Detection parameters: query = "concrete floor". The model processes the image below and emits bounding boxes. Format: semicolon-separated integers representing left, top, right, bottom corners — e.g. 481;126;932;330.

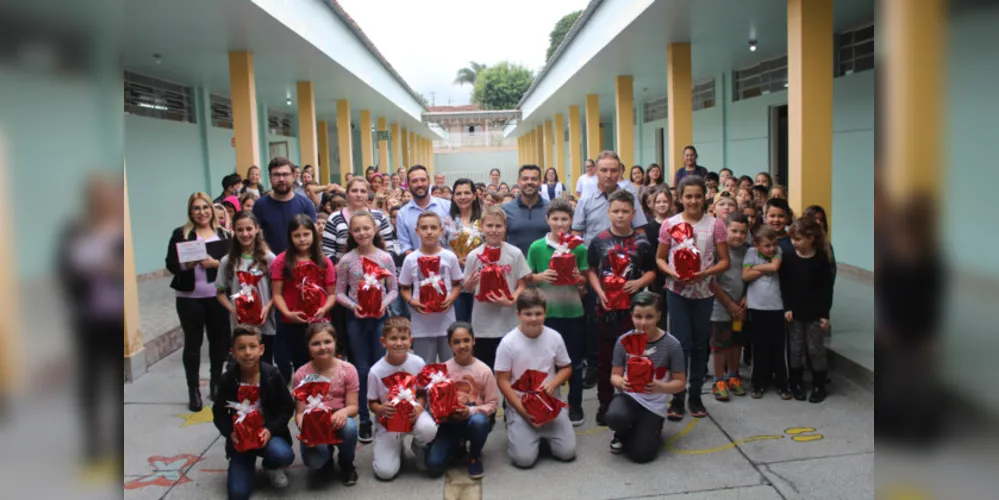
124;346;874;500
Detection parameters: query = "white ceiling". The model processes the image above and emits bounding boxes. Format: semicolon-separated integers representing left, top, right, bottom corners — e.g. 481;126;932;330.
516;0;875;133
120;0;436;135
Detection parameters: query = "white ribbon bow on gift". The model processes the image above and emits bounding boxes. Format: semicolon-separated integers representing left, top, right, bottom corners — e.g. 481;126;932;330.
418;272;445;296
226;398;261;424
303;394;330;414
230;282;256;303
463;226;481;247
361;273;382;292
425;371;448;390
553;242;570;257
389;387;420;408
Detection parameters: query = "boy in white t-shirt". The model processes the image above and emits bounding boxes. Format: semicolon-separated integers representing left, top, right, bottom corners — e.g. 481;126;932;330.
399;212;463;363
495;289;576;469
462;206;531;369
367;317;438;480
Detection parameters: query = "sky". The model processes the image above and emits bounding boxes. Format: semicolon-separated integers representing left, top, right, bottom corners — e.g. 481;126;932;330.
338;0;589;107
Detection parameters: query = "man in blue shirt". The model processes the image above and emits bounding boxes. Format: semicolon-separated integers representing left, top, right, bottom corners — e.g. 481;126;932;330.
396;165;451;255
502;164;549;257
252;157;317;255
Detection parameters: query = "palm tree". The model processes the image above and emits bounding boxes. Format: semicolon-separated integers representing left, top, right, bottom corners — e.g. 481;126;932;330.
454;61;487;87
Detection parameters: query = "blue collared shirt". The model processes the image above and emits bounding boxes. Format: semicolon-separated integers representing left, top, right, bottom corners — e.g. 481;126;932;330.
502;195;550;257
397;196;452;252
571;186;648;245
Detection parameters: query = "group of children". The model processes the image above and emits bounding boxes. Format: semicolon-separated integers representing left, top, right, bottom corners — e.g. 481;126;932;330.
197;156;835;498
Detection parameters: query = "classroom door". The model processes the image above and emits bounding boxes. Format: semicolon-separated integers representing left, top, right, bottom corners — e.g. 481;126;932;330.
769;104;789;188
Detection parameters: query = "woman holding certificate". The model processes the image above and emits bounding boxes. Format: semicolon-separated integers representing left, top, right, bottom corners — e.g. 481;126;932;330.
166;192;233;412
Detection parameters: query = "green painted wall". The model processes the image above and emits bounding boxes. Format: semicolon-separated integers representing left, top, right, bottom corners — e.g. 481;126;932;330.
946;4;999;278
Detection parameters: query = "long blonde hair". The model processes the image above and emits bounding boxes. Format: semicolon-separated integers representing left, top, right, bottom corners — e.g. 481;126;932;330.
182;192;221;236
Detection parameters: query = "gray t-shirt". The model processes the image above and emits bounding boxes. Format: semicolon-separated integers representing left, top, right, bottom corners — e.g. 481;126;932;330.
711;244;748;321
217;252;277;335
743;247;783;311
611;331;685;416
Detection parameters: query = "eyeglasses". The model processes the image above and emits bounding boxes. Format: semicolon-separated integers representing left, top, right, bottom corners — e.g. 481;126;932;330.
270;172;292;178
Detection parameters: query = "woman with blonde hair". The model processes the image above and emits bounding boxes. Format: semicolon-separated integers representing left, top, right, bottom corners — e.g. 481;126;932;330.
165;192;232;412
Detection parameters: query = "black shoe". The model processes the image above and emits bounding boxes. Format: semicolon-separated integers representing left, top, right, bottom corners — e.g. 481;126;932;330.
582;364;597;389
609;433;624;454
778;387;793;400
358;422;373;444
188;387;203;412
751;387;764;399
666;398;685;421
569;405;585;427
688;395;708;418
341;465;358;486
209;377;219;402
789;368;807;401
595;404;608;427
809;371;828;403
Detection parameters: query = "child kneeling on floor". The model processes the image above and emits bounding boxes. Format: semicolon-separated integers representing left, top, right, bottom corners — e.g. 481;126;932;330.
495;289;577;468
426;322;499;479
213;325;296;500
367;316;438;480
607;292;687;463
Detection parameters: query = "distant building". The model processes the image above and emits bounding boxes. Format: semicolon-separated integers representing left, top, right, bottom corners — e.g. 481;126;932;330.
425;105;519;151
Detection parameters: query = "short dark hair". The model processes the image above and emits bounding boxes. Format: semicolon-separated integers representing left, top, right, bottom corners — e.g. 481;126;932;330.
516;288;547;312
222;173;242;190
725;212;751;227
754;225;779;243
751;185;769;197
608;189;635;207
518;164;541;179
407;165;428;181
268;156;292;173
765;197;794;219
446;321;475;342
546;198;573;218
232;324;261;344
631;291;661;310
706;172;719;183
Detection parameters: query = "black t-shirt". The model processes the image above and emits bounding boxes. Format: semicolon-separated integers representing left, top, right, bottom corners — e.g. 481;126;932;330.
586;229;657;281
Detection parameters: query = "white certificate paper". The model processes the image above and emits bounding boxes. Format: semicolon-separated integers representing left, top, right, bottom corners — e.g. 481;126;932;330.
176;240;208;263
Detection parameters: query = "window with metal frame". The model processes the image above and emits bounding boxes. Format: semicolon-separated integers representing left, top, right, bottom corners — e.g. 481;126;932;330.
268;110;294;136
732;55;788;102
643;96;667;123
836;24;874;77
124;71;196;123
692;79;716;111
210;94;233;129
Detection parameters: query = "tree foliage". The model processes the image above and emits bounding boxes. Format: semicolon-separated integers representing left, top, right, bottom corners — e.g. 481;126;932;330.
471;62;534;110
454;61;488;86
546;10;583;62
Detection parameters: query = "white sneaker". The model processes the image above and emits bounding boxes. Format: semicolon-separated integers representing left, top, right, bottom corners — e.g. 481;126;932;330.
267;469;289;488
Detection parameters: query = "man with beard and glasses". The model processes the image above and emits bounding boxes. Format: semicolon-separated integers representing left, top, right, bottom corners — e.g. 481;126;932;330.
396;165;451;255
252;156;317;254
502;165;549;257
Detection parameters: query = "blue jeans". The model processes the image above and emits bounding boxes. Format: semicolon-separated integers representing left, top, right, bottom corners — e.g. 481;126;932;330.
388;294;409;319
454;292;474;323
346;311;386;424
665;290;714;399
300;418;358;471
227;437;295;500
544;317;585;409
426;413;491;478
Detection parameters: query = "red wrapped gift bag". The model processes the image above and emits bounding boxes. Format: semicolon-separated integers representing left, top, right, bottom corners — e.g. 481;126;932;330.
620;332;654;393
379;372;420;433
475;246;512;302
292;375;341;446
293;262;328;322
232;269;265;325
226;384;265;452
511;369;566;426
357;256;391;318
549;231;584;286
668;223;701;281
417;364;460;424
417;255;448;313
601;248;633;311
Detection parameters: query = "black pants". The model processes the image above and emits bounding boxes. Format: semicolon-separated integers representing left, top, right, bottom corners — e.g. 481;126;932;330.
77;317;123;462
606;394;665;463
749;309;787;390
473;337;502;371
544;317;585;409
176;297;231;389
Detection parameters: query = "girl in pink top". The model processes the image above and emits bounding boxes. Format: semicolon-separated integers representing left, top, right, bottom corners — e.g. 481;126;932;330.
655;175;731;421
426;322;499;479
292;324;360;485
